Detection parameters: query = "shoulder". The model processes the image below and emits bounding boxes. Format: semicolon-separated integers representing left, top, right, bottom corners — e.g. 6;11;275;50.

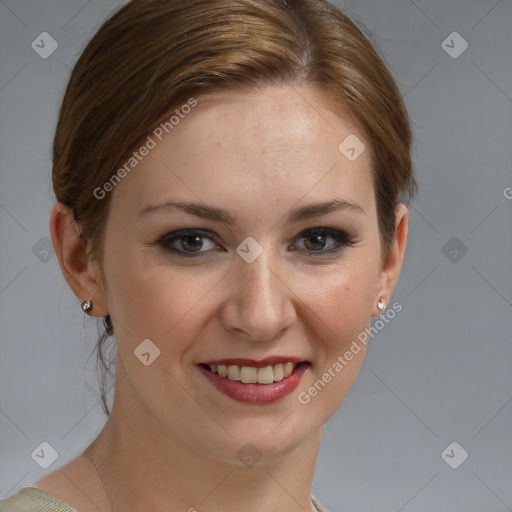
1;452;108;512
311;494;330;512
0;487;78;512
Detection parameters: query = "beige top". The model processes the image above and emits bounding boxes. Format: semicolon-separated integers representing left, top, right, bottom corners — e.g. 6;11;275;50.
0;488;77;511
0;487;329;512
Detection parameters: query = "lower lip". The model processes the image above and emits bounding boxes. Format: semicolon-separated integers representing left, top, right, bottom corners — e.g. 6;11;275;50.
197;363;309;404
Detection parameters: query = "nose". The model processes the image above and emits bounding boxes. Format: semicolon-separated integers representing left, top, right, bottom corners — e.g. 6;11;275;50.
219;249;296;342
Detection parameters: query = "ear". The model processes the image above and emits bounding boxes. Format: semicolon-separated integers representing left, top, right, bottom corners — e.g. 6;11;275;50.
372;203;409;316
49;202;109;317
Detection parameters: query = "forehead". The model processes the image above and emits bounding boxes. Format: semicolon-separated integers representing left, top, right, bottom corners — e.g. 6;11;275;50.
109;85;375;220
187;85;366;151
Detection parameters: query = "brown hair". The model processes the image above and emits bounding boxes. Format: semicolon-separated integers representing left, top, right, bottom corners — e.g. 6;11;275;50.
52;0;417;416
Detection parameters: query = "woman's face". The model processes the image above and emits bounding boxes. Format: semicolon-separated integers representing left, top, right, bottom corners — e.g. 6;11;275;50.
91;85;407;464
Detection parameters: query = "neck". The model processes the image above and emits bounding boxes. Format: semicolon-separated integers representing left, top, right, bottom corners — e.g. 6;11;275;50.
85;365;322;512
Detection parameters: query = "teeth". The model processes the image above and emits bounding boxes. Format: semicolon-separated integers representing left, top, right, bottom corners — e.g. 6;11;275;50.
273;363;284;381
208;362;299;383
283;362;294;378
240;366;257;383
256;366;273;384
227;365;241;381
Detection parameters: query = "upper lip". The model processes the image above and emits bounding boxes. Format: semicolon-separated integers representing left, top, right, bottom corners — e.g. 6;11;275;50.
198;357;307;368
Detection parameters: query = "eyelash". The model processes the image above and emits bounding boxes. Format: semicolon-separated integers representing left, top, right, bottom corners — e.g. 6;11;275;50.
156;227;357;259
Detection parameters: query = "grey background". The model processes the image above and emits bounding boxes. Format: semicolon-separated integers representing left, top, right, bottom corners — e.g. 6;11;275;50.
0;0;511;511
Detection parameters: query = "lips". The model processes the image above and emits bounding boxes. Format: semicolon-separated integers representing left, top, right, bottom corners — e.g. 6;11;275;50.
197;358;310;404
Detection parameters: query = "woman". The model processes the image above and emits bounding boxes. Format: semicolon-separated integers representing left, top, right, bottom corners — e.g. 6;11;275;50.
1;0;416;510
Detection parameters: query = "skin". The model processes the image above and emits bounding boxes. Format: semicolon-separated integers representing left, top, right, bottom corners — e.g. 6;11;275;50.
38;85;408;512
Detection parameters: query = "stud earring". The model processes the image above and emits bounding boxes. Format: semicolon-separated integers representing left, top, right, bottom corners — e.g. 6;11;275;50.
81;299;93;314
377;298;386;311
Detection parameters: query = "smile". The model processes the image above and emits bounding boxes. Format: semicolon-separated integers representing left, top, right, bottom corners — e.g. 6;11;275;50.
206;362;298;384
197;358;310;404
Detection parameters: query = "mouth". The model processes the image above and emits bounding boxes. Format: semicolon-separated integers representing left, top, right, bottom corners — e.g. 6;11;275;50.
199;361;302;384
197;358;310;404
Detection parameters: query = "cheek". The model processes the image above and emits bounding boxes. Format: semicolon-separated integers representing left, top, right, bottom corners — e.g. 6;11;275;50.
104;247;220;358
299;260;377;341
297;256;376;387
296;271;373;419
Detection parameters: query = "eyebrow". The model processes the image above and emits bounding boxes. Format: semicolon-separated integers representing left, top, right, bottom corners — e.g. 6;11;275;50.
139;197;365;224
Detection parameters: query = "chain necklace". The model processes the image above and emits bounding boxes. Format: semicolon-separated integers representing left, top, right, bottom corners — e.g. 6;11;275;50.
89;453;319;512
89;454;116;512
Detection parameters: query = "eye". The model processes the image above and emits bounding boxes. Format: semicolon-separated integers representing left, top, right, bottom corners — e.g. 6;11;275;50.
291;227;356;256
158;229;220;258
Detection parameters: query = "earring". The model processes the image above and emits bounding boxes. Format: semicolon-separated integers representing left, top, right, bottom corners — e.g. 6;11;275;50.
377;298;386;311
81;299;93;314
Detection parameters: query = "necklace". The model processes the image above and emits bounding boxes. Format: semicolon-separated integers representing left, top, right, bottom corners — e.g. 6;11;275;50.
89;453;318;512
89;454;116;512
